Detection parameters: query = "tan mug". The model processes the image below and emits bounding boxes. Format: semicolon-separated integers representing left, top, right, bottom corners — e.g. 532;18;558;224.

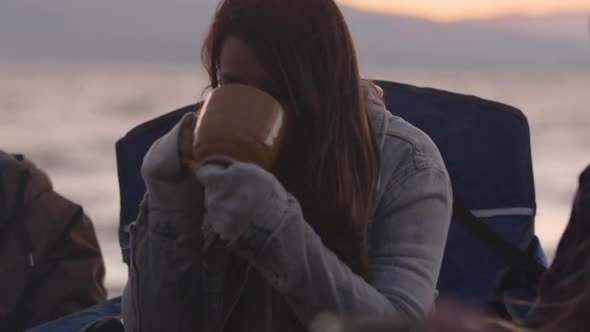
190;84;287;170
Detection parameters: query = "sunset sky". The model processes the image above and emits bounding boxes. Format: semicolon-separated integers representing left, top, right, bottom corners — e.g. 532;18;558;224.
336;0;590;22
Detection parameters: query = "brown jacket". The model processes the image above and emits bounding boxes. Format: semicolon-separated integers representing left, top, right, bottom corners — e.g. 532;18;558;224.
0;152;107;331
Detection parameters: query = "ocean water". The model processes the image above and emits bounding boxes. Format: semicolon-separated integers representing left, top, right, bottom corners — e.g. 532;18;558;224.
1;65;588;296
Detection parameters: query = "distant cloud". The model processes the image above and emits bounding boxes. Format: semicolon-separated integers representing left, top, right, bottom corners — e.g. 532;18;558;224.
337;0;590;22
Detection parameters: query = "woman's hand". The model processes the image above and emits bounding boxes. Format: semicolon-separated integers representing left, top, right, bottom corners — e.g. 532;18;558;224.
140;112;204;218
195;161;289;244
178;112;198;172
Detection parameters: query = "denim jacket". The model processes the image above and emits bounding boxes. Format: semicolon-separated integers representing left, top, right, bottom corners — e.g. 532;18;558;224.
122;83;452;332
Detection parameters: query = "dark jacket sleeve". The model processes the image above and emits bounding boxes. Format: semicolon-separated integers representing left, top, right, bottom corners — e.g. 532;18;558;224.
29;193;107;327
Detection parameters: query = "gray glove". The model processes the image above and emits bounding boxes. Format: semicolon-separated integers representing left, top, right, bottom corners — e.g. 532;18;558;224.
140;112;205;233
195;161;290;245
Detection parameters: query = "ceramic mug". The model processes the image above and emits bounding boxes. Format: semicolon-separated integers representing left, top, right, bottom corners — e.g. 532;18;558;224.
191;84;287;170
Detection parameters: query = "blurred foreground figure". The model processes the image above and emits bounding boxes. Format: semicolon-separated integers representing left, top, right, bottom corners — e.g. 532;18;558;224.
0;151;107;331
525;165;590;332
311;300;496;332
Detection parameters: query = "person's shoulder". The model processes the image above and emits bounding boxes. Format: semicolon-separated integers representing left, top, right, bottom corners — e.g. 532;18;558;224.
380;113;447;180
369;114;452;224
0;152;54;196
0;151;18;172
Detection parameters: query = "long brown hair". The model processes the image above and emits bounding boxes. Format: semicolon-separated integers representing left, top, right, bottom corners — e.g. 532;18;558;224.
519;166;590;332
202;0;380;274
466;166;590;332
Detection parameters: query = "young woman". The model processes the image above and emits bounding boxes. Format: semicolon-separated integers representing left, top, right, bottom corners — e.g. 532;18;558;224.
122;0;452;331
